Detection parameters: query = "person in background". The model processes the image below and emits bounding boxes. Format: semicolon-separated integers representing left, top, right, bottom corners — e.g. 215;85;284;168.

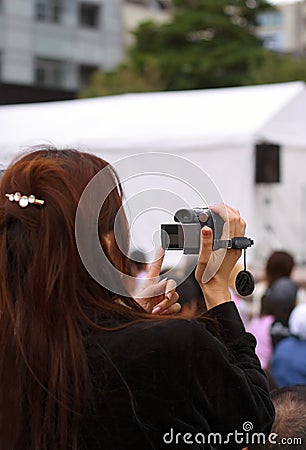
248;385;306;449
247;295;274;371
267;277;298;349
271;304;306;387
251;251;295;318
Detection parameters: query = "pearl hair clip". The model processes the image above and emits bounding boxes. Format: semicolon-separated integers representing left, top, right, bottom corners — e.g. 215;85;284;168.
5;192;45;208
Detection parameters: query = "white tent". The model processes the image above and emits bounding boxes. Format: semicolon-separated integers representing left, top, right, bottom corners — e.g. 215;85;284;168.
1;81;306;268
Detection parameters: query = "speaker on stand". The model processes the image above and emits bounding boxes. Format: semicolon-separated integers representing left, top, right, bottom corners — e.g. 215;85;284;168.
255;143;280;184
254;142;282;265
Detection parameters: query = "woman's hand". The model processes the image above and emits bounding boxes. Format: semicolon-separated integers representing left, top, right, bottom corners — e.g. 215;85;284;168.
195;204;246;310
134;247;181;315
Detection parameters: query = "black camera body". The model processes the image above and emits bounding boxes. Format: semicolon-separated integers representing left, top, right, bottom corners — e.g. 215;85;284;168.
161;207;255;295
161;208;224;254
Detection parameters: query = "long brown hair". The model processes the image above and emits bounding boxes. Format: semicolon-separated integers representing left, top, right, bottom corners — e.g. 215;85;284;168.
0;147;156;449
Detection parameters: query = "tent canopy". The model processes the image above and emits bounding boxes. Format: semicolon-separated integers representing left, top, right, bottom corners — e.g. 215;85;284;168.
1;82;306;268
0;81;306;164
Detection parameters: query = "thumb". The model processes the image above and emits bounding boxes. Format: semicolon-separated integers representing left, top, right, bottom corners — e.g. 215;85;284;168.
195;226;213;283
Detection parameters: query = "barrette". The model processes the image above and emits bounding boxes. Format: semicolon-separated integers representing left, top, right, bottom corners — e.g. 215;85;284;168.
5;192;45;208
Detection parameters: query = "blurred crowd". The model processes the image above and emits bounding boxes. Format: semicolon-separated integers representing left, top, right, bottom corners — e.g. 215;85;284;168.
129;248;306;390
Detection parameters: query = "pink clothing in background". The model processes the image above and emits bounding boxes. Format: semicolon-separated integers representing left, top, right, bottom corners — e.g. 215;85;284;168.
247;315;274;370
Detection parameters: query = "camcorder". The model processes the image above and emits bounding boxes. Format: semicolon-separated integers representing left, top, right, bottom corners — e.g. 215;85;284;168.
161;208;253;254
160;207;255;296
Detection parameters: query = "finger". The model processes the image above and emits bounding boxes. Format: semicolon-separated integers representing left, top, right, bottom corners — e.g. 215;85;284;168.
160;302;182;315
143;279;178;302
145;246;165;284
195;226;213;284
208;203;230;241
152;291;180;314
209;203;228;222
226;207;245;238
137;278;168;299
165;278;176;296
210;204;245;239
197;226;213;265
209;203;238;217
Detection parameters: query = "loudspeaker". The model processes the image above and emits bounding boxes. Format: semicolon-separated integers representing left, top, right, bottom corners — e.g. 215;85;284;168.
255;143;280;183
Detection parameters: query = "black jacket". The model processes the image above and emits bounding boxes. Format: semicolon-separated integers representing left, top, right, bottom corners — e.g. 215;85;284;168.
80;302;275;449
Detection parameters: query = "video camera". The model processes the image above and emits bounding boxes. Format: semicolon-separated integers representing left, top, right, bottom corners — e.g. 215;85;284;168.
161;208;253;254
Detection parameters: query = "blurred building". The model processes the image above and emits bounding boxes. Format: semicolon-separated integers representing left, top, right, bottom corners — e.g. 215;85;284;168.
1;0;305;105
124;1;306;56
123;0;171;49
0;0;123;104
256;1;306;55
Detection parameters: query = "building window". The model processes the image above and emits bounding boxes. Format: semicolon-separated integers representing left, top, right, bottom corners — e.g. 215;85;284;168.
35;0;62;23
257;11;283;27
79;64;99;89
35;58;64;88
79;3;100;28
126;0;170;9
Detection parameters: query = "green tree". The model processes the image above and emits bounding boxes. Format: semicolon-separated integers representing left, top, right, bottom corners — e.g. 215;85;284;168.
81;0;279;97
247;51;306;85
80;61;165;98
130;0;273;90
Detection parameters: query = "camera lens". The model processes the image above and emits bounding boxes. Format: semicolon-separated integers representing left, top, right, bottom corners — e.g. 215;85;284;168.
198;212;209;223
